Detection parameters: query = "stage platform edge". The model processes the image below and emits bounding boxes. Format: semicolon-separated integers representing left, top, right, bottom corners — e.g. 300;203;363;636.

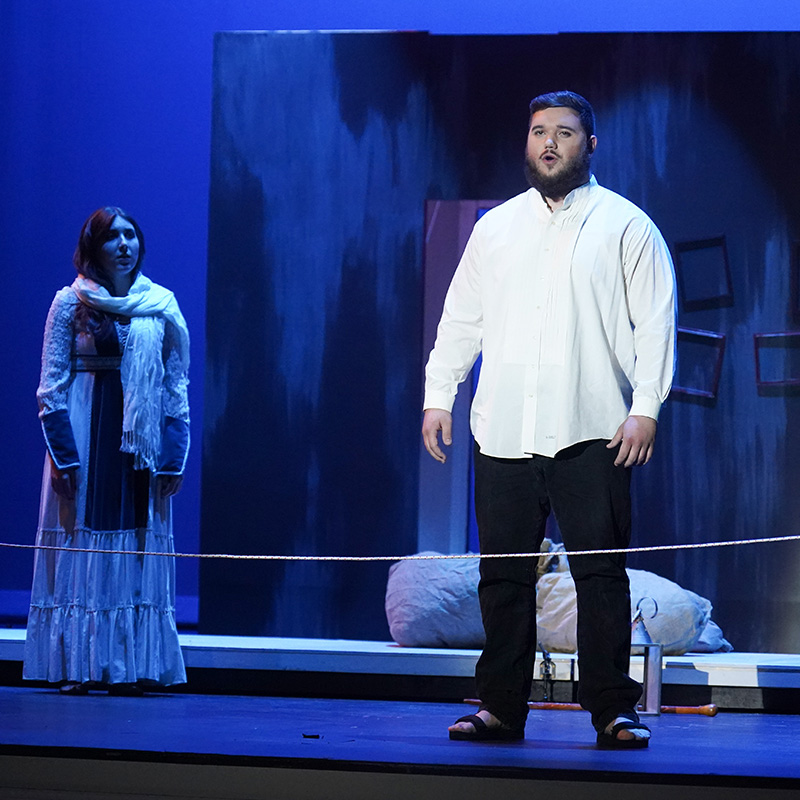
3;630;800;699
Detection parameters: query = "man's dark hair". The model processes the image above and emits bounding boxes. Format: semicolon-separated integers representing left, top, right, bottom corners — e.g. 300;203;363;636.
529;91;595;140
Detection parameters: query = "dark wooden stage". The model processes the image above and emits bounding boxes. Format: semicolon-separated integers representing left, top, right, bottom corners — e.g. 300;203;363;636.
1;634;800;799
2;687;800;799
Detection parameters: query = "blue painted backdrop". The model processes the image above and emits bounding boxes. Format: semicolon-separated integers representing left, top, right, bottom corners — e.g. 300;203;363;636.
201;31;800;649
201;32;459;637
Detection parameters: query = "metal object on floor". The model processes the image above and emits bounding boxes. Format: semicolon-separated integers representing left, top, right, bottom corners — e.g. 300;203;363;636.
538;644;555;702
631;598;663;716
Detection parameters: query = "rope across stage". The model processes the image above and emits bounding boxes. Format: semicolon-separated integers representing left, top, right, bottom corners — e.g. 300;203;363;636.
1;533;799;561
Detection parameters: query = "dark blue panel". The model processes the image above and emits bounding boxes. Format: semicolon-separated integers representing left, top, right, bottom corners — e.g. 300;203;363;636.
442;33;800;655
202;30;800;653
201;31;458;639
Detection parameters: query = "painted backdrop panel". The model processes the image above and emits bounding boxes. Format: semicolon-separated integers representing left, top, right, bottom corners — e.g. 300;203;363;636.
201;31;457;638
202;31;800;651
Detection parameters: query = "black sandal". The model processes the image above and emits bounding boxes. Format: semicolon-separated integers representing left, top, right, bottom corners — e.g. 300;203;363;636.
596;719;651;749
449;714;524;742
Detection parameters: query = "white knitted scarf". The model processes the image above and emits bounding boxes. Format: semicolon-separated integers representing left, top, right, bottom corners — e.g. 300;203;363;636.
72;273;190;472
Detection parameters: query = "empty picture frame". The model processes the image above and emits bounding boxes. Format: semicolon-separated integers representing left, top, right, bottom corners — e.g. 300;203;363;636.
754;332;800;388
671;327;726;399
674;235;734;312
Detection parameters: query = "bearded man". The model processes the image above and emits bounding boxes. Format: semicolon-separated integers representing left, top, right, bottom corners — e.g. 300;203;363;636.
422;91;676;749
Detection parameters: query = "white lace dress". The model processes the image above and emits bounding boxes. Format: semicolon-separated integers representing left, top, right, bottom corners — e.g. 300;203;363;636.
23;285;189;686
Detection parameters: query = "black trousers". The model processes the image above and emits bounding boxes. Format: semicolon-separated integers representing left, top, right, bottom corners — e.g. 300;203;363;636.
473;439;642;733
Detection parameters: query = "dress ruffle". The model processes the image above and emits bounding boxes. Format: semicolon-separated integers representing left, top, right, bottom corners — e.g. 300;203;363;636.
24;527;186;686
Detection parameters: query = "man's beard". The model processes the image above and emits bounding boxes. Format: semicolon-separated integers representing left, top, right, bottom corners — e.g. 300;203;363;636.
524;146;592;200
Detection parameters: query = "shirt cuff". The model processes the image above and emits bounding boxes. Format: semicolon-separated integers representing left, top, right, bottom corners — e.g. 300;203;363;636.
423;390;456;414
157;417;190;474
629;395;662;421
40;410;80;471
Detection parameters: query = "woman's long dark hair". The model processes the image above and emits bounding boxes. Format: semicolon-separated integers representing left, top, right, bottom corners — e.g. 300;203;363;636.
73;206;146;336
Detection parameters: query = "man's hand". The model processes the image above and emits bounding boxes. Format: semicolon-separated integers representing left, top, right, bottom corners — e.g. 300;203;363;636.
607;415;657;467
422;408;453;464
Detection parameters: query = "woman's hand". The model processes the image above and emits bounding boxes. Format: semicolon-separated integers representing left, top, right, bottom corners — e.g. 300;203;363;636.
157;474;184;498
51;468;77;500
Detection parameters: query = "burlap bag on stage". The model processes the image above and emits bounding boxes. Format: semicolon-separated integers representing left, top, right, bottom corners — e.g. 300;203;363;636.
385;549;731;654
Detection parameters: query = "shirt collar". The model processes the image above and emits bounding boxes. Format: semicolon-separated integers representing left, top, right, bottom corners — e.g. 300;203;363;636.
560;174;597;211
530;174;597;220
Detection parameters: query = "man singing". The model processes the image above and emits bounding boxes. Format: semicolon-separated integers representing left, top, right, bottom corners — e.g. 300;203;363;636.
422;91;676;749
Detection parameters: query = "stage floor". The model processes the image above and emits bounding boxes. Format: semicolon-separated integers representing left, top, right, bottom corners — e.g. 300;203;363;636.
1;686;799;799
3;635;800;797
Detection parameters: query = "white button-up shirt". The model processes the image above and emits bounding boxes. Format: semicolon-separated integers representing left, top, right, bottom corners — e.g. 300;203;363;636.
423;177;677;459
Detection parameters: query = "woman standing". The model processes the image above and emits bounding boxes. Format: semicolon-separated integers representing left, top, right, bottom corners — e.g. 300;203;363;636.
24;207;190;695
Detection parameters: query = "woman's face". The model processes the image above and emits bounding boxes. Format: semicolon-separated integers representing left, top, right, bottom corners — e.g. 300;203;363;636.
97;216;140;281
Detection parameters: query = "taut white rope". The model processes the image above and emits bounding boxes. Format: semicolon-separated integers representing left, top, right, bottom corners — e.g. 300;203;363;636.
1;533;799;561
